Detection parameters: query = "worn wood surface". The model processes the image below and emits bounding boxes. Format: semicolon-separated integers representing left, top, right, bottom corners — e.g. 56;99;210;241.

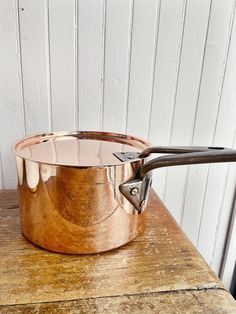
0;189;235;313
1;289;236;314
1;2;236;286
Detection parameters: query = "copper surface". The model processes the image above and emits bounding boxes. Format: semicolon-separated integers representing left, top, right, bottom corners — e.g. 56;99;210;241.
13;131;148;166
13;131;150;254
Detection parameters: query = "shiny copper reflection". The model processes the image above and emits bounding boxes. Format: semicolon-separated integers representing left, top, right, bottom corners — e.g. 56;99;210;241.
13;131;149;167
14;131;150;254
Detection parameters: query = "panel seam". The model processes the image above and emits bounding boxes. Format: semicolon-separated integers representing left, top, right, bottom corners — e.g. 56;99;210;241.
44;0;53;132
101;0;107;131
74;0;79;130
163;0;188;203
196;0;236;249
147;0;161;141
125;0;135;134
15;0;26;136
180;0;213;227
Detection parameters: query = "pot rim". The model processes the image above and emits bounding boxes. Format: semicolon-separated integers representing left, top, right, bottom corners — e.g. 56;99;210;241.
12;130;150;168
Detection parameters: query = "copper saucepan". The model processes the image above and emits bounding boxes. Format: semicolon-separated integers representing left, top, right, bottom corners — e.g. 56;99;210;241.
13;131;236;254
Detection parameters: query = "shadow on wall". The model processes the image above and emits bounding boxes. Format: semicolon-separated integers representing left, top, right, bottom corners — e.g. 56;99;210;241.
230;262;236;299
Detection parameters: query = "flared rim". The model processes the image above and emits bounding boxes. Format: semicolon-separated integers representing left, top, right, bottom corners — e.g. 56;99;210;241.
13;130;150;167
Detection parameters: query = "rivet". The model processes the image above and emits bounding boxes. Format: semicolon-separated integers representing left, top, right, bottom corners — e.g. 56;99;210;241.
130;187;138;195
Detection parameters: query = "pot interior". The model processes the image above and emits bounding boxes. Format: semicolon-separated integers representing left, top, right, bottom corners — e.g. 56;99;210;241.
13;131;149;167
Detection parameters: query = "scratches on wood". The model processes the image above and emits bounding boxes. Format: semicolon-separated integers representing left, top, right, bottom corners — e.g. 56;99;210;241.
0;190;236;312
0;0;236;283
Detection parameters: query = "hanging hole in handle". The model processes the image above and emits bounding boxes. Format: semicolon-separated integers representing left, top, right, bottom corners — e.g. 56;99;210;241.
208;146;225;150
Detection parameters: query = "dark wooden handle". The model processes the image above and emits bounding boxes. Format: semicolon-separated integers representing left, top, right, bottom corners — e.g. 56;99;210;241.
139;145;226;158
139;147;236;179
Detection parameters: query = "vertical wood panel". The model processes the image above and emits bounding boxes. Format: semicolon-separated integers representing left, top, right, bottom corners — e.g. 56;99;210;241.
148;0;186;199
45;0;52;132
0;0;25;188
1;0;236;287
102;0;133;133
0;150;3;189
181;0;235;245
164;0;211;223
211;161;236;277
126;0;159;139
74;0;79;129
78;0;105;131
211;163;236;276
221;193;236;289
18;0;51;134
48;0;75;131
199;8;236;271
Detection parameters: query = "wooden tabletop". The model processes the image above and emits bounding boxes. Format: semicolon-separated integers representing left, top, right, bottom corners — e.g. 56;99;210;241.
0;189;236;313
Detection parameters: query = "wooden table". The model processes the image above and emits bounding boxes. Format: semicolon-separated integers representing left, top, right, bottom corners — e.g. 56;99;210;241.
0;189;236;313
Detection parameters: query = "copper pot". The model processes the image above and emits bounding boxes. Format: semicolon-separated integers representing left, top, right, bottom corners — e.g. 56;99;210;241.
13;131;236;254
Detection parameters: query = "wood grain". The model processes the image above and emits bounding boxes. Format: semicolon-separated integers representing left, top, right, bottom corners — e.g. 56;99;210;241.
0;289;236;314
0;189;19;209
1;1;236;287
1;189;234;312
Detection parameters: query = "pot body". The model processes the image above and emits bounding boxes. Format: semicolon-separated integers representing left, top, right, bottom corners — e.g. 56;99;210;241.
15;132;149;254
14;131;236;254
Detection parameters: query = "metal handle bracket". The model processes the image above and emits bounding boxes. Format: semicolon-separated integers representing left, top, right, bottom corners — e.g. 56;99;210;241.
119;174;152;214
118;146;236;213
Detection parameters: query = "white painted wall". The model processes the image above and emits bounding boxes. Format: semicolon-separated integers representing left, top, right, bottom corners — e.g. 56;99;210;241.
0;0;236;288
